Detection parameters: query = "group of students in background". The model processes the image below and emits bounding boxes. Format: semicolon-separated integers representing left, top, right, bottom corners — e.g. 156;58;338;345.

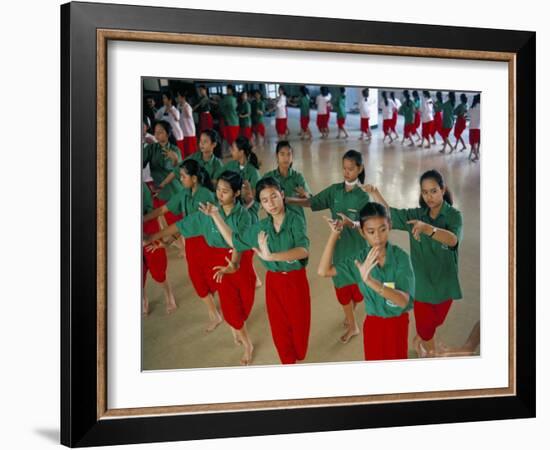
141;113;478;366
144;84;481;167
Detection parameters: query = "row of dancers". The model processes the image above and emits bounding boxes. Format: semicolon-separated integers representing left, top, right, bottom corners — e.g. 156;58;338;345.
143;85;480;162
142;126;476;366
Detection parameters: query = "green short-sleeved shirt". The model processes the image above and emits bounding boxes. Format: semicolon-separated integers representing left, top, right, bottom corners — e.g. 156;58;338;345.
176;202;252;248
232;209;309;272
434;100;443;113
414;98;421;110
442;100;456;128
182;151;223;180
263;167;312;221
239;101;252;128
195;95;210;113
399;101;416;124
335;242;415;317
142;142;183;201
251;99;265;125
143;183;153;215
454;103;468;117
310;183;371;287
166;185;215;217
335;95;346;119
220;95;239;126
390;201;463;303
299;95;310;117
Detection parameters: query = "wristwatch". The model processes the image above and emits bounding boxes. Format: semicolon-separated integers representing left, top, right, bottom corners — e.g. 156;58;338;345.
429;227;437;237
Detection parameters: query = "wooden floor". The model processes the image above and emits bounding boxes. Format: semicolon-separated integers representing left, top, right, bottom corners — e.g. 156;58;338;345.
143;112;480;370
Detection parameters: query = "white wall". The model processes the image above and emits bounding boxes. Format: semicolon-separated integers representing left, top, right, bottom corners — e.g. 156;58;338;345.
0;0;545;449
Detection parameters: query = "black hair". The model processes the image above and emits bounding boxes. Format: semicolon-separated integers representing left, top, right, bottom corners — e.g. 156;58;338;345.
254;89;263;97
412;90;420;100
176;90;187;99
179;159;215;192
198;84;207;90
234;136;260;169
300;85;309;96
436;91;443;103
153;120;176;145
362;88;369;98
471;93;481;108
217;170;243;203
199;128;222;159
448;91;456;107
275;140;293;168
403;90;412;107
162;91;174;103
359;202;390;229
278;86;287;96
320;86;329;96
240;91;248;100
460;93;468;104
422;90;431;98
418;169;454;208
340;87;346;94
226;85;235;93
390;91;396;100
255;176;284;204
342;149;365;184
382;90;388;107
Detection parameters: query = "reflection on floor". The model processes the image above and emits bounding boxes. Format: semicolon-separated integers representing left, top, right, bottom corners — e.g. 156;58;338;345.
143;113;480;370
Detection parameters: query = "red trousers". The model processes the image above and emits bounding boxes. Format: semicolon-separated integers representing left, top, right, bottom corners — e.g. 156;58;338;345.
252;123;266;137
337;117;346;129
275;118;287;135
469;128;480;145
240;126;252;139
404;123;415;138
422;121;434;139
142;218;167;286
199;112;213;133
383;119;392;135
360;117;370;133
363;313;409;360
316;113;329;130
265;268;311;364
185;236;218;298
434;111;443;137
224;125;240;145
300;116;310;131
454;116;467;139
175;139;185;159
151;195;182;226
209;247;256;330
335;284;363;306
391;111;398;131
440;127;452;140
413;110;421;131
183;136;197;157
414;299;453;341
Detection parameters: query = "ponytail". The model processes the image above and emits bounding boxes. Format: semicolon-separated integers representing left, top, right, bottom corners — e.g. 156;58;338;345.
418;169;454;208
234;136;260;169
180;158;215;192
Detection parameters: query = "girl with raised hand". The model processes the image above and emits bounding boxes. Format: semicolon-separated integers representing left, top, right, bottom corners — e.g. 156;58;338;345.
200;177;311;365
318;202;415;360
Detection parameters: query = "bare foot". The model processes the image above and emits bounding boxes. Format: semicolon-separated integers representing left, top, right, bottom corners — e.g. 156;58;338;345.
240;342;254;365
340;325;360;343
231;328;243;346
142;300;149;317
165;302;178;315
205;313;223;333
255;277;263;289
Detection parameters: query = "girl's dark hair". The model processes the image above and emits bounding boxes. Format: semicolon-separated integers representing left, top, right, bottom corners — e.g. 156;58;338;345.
460;93;468;104
299;85;309;96
342;149;365;184
255;176;283;203
254;89;263;98
382;91;388;106
179;159;215;192
436;91;443;103
162;91;174;103
418;169;454;208
198;84;207;91
226;84;235;93
234;136;260;169
217;170;243;202
403;90;412;107
153;120;176;145
390;91;396;100
471;93;481;108
200;128;222;159
422;90;431;98
412;90;419;100
276;140;293;168
359;202;389;228
362;88;369;98
320;86;329;96
279;86;287;96
340;87;346;94
176;90;187;99
448;91;456;107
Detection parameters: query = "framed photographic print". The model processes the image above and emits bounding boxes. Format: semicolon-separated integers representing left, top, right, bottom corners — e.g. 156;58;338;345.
61;1;535;447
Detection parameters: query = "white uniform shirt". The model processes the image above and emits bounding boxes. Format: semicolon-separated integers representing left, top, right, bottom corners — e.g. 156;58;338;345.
275;95;287;119
420;98;434;123
155;105;184;141
359;97;372;119
469;103;481;129
178;102;196;137
316;94;332;114
382;99;397;120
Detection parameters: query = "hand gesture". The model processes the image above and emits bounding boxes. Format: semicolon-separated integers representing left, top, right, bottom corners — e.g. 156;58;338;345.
361;184;379;195
162;147;179;166
323;215;343;234
212;256;237;283
294;186;310;199
354;246;380;282
198;202;219;216
144;239;164;253
336;213;356;229
149;184;161;198
253;231;272;261
406;220;430;241
241;180;253;204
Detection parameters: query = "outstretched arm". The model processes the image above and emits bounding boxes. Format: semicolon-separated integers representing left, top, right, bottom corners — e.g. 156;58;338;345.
317;217;343;277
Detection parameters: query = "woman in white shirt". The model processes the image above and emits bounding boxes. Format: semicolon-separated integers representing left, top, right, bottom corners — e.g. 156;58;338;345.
468;94;481;162
177;90;197;157
381;91;397;144
390;91;401;139
155;91;185;157
419;90;435;149
274;86;289;140
315;86;332;139
359;88;372;141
